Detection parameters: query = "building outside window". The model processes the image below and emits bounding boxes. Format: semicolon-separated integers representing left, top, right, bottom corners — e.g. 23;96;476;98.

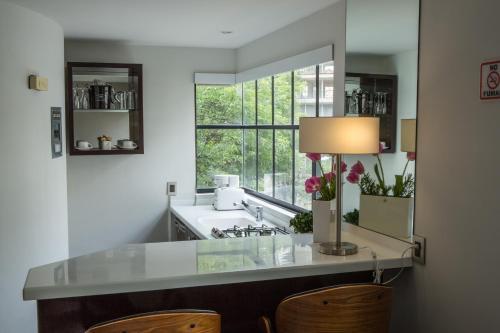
195;61;334;210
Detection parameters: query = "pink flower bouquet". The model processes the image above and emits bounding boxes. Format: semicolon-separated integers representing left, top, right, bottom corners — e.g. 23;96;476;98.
304;153;347;201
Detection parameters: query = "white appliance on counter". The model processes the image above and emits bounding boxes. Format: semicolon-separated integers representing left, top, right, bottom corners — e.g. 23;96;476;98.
213;174;245;211
213;187;245;210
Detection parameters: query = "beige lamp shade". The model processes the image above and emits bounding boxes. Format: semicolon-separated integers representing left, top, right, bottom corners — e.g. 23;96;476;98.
299;117;380;154
401;119;416;152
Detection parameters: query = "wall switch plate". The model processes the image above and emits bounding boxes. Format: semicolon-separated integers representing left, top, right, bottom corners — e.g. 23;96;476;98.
51;107;63;158
412;234;426;264
167;182;177;196
29;75;48;91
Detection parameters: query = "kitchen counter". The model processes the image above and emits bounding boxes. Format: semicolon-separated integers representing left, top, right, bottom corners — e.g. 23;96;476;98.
170;204;289;239
24;205;412;301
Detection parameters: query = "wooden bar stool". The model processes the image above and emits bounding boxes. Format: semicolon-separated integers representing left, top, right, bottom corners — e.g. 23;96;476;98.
85;310;221;333
259;284;393;333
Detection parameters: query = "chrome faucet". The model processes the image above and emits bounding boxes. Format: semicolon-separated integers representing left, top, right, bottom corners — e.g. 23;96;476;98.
234;200;264;222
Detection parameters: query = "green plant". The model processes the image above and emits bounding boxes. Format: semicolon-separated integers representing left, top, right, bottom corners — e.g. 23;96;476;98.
343;209;359;225
393;174;415;198
347;150;416;198
289;211;313;233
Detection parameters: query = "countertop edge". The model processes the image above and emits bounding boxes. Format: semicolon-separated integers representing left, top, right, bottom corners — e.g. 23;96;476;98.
24;256;411;301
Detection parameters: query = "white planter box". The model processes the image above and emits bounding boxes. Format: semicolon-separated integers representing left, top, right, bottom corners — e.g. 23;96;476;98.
359;195;414;239
312;199;337;243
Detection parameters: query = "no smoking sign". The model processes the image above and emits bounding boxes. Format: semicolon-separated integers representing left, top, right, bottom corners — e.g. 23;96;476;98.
481;60;500;100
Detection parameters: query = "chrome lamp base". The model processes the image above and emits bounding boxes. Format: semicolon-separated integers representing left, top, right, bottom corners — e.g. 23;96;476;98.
319;241;358;256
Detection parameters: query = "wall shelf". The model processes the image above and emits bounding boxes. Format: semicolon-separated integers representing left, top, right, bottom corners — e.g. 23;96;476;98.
345;72;398;154
66;62;144;156
71;148;141;156
73;109;134;113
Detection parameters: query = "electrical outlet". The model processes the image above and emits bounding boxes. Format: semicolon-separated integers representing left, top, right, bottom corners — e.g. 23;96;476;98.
167;182;177;196
412;234;426;264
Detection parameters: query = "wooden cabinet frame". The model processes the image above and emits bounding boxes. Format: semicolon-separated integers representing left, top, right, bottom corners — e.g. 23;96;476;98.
66;62;144;155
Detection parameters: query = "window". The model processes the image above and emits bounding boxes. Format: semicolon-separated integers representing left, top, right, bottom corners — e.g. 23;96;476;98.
195;61;334;210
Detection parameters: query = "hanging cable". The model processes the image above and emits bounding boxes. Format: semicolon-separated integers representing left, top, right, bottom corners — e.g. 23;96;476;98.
359;244;417;285
382;245;417;285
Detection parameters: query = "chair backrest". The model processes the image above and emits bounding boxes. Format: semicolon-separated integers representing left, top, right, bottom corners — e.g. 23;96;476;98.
85;310;221;333
275;284;392;333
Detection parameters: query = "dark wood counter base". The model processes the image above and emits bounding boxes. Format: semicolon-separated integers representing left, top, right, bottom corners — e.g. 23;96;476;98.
38;271;376;333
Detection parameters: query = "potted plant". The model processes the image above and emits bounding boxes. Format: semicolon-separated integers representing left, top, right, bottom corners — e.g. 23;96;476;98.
304;153;347;242
347;147;416;239
289;211;313;233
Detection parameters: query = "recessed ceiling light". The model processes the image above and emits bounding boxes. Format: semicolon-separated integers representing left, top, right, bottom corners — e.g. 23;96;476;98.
220;30;233;35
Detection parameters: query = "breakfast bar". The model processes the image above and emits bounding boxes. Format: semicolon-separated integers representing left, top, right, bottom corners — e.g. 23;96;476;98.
24;209;412;333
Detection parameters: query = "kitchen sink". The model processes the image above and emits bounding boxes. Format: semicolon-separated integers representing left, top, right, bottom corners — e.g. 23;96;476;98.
197;216;259;230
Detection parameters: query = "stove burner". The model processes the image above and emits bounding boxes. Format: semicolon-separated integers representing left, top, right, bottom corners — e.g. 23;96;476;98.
211;224;289;239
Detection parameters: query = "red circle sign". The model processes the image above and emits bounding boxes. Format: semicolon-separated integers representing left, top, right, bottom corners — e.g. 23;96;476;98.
487;71;500;90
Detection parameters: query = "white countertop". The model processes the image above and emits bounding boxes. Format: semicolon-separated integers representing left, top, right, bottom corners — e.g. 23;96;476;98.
170;204;290;239
24;204;412;301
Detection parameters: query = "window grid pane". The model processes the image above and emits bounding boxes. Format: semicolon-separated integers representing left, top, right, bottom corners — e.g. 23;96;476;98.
195;85;242;125
257;129;273;195
274;129;293;203
274;72;292;125
196;129;243;189
195;60;334;210
294;129;312;210
257;77;272;125
243;81;256;125
243;129;257;190
319;61;334;117
294;66;317;124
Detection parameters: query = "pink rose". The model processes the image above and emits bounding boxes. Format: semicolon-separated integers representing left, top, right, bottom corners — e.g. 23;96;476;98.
306;153;321;161
332;161;348;174
407;152;416;161
324;172;334;182
346;171;360;184
305;176;321;193
350;161;365;175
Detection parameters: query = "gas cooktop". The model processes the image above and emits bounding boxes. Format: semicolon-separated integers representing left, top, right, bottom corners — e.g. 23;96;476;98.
211;224;289;239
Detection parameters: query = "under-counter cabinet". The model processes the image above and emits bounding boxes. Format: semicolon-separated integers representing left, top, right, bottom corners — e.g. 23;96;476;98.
173;216;200;241
66;62;144;155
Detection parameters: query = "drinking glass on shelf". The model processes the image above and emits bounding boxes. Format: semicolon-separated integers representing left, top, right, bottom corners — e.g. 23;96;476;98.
380;92;388;114
126;90;136;110
349;89;359;114
80;87;89;110
360;90;372;115
374;92;387;115
73;87;80;109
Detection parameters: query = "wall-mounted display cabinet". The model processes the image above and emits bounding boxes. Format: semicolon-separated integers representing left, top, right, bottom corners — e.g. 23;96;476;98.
66;62;144;155
345;72;397;153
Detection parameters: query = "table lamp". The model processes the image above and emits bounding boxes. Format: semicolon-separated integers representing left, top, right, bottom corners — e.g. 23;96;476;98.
299;117;380;255
401;119;416;152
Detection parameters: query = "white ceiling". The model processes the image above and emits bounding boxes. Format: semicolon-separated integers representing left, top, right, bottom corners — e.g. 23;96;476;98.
6;0;339;48
346;0;419;55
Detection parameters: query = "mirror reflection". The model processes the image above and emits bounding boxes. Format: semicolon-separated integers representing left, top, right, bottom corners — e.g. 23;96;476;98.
343;0;420;241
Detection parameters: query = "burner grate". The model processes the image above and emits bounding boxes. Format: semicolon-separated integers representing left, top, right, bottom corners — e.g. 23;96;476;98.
211;224;289;239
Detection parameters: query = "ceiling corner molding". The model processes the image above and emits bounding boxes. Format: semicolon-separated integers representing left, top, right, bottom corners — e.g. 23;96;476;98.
194;44;334;85
235;44;334;83
194;73;236;85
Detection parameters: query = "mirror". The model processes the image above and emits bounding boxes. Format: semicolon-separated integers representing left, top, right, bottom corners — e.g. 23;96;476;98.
343;0;420;241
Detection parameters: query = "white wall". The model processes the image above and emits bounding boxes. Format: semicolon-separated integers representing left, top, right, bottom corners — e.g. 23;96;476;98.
0;2;68;332
65;2;348;257
392;0;500;331
237;1;347;115
65;42;236;256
